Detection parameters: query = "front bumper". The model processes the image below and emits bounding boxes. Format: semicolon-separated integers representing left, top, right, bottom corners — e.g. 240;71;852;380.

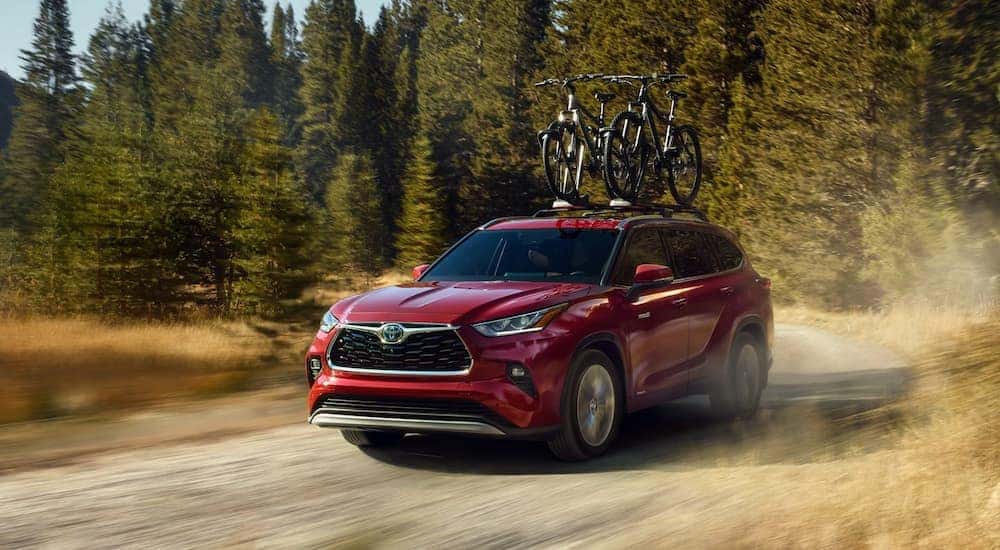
309;410;506;436
307;392;560;439
306;323;581;437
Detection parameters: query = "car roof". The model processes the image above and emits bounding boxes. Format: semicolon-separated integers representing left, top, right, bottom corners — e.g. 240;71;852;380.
482;204;726;234
485;217;622;231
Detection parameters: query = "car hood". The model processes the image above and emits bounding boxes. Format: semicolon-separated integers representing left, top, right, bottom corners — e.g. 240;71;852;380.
333;280;595;325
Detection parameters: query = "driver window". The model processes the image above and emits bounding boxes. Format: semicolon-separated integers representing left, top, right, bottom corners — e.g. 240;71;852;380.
612;229;669;286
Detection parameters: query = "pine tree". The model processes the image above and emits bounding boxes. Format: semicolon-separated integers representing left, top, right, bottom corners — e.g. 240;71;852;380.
297;0;362;201
325;150;384;276
370;2;416;260
0;71;17;150
269;2;304;144
741;0;879;307
396;133;447;268
680;0;763;210
463;0;550;224
219;0;274;108
233;110;317;311
413;0;476;238
1;0;79;232
925;0;999;206
28;3;165;311
148;0;224;128
333;33;372;152
710;77;754;234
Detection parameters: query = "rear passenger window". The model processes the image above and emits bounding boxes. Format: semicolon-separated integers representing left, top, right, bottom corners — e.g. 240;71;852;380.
710;234;744;271
663;230;718;278
612;229;669;285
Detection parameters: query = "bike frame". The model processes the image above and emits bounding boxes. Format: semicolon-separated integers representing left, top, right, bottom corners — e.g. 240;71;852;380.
560;83;608;168
628;82;680;165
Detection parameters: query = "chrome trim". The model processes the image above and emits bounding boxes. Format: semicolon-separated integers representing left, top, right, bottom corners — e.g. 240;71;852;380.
326;323;474;377
326;365;472;377
309;410;505;436
338;322;457;344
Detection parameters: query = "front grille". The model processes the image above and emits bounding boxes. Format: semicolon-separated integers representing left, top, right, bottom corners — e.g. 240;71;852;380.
312;394;509;427
328;328;472;373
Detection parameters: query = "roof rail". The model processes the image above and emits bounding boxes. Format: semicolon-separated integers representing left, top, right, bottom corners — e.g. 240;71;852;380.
532;202;708;222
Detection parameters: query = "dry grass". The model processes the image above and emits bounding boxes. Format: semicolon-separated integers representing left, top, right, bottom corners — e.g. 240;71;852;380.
715;307;1000;548
0;317;278;424
0;272;408;425
778;296;998;358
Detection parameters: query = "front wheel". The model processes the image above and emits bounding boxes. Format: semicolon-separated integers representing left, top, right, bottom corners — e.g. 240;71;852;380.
665;125;702;206
541;124;584;203
547;350;623;461
602;111;647;203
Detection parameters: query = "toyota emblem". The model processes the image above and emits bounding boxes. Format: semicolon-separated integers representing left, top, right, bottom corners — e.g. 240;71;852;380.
380;323;405;344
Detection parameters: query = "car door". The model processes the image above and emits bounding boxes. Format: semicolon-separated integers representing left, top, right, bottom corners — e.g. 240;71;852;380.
610;227;689;397
661;229;724;364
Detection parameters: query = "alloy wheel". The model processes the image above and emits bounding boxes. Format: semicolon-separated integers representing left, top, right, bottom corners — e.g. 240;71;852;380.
575;363;616;447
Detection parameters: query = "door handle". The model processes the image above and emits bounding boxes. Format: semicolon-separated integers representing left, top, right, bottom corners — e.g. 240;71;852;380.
637;311;651;319
672;298;687;308
720;286;735;295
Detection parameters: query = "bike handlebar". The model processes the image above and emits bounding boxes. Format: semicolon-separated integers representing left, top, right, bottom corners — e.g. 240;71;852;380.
603;73;687;87
534;73;606;88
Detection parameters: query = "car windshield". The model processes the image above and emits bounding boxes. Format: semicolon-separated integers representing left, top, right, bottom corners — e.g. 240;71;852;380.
423;228;619;284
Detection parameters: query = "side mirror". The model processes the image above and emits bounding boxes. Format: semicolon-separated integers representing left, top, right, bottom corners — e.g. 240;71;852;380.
633;264;674;284
628;264;673;300
412;264;430;281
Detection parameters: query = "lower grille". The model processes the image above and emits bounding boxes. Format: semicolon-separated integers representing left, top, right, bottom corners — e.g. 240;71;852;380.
329;327;472;373
311;394;510;427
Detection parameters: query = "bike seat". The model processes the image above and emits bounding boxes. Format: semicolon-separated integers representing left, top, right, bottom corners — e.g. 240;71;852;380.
594;92;616;103
667;90;688;99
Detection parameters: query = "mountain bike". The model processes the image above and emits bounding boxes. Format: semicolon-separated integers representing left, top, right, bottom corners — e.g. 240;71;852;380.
535;74;617;205
601;74;702;205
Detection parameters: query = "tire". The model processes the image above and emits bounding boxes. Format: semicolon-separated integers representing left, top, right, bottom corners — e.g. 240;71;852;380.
547;349;624;461
709;332;764;420
602;111;647;202
665;125;702;206
541;123;584;203
341;429;405;447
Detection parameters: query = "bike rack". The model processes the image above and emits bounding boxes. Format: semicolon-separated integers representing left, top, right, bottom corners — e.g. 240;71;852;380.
532;201;708;222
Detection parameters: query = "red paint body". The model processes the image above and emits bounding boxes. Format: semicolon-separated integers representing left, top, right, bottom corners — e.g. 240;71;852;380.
306;215;773;436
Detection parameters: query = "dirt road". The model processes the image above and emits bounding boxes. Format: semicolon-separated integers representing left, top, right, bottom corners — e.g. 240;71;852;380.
0;324;907;548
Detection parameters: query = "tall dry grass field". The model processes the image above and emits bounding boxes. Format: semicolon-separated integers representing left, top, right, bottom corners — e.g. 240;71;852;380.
719;303;1000;547
0;317;275;424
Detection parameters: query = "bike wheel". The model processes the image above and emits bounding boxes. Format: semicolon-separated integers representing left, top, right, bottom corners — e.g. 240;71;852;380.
542;124;584;203
665;125;702;206
602;111;647;203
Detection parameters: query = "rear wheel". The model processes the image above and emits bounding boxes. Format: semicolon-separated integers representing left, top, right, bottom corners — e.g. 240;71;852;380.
709;332;764;420
341;429;405;447
547;350;623;461
665;125;702;206
542;124;584;203
602;111;647;202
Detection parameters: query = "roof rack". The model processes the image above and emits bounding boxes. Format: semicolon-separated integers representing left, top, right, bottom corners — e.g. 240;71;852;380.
532;202;708;222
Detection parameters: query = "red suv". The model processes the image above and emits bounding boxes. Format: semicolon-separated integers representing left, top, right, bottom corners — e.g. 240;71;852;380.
305;206;772;460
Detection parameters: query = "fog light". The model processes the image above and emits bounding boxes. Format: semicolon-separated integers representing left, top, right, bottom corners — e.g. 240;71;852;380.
307;356;323;385
506;363;536;397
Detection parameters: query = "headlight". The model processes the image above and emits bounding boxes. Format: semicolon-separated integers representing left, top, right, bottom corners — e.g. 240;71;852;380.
319;310;339;333
473;304;568;337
